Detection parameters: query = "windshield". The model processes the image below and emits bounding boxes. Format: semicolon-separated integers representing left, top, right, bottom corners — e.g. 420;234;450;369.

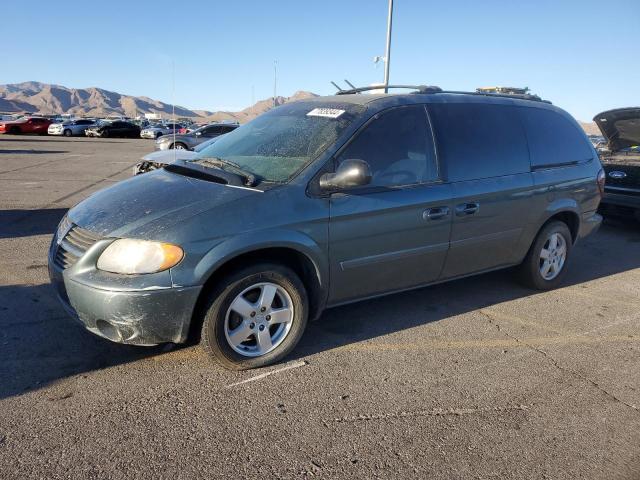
191;101;364;183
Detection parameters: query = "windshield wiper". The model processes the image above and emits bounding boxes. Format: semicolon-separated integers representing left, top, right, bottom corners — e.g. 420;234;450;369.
195;157;258;187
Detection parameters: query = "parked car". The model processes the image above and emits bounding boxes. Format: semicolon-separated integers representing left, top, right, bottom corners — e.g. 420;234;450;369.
49;87;603;370
140;123;183;139
134;136;224;175
178;124;204;134
85;121;141;138
155;123;239;151
0;116;52;134
48;119;97;137
594;108;640;222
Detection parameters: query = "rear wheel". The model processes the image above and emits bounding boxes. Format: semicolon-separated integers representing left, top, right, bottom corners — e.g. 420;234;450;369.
201;263;308;370
518;221;572;290
101;130;109;138
63;129;72;137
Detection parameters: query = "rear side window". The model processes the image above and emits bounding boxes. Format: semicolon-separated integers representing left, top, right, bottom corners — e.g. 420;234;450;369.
337;105;439;187
519;107;593;168
204;126;223;135
428;103;529;182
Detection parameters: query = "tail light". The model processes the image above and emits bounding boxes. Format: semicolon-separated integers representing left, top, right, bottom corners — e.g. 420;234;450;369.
597;168;606;197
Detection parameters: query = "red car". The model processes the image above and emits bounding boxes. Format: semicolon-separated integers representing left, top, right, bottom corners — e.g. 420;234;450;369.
0;117;52;135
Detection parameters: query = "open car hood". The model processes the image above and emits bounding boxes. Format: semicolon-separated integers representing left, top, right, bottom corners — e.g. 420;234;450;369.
593;108;640;151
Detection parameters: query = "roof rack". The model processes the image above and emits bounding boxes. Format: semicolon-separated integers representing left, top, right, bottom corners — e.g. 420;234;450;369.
333;84;549;103
476;86;530;95
335;85;443;95
440;89;548;103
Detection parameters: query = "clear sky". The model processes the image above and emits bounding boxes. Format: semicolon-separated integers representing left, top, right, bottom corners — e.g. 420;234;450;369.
1;0;638;121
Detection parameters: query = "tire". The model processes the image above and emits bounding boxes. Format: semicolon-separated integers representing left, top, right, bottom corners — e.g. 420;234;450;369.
101;130;109;138
9;126;20;134
63;129;72;137
201;263;308;370
518;220;572;290
171;142;187;150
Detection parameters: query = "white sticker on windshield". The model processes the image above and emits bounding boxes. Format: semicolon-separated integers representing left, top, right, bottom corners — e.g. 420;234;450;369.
307;108;345;119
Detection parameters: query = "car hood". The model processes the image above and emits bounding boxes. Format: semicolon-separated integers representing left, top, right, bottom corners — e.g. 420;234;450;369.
68;167;259;239
593;108;640;151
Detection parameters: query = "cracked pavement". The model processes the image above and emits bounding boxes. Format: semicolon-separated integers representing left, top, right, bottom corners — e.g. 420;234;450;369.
0;135;639;479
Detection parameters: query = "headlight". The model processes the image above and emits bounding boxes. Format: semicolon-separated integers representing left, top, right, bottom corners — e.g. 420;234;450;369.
97;239;183;274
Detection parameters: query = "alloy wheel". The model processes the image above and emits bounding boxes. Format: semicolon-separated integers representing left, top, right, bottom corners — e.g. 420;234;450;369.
539;232;567;280
224;282;294;357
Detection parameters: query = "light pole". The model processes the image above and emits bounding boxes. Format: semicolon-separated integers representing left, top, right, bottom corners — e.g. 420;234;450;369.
383;0;393;93
273;60;278;108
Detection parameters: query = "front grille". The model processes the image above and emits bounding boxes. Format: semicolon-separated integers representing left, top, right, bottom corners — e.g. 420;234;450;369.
54;224;101;270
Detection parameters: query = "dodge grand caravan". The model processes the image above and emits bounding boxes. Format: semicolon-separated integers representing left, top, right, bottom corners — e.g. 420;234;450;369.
49;86;604;370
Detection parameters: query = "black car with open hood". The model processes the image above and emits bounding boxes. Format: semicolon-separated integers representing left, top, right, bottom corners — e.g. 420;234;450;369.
594;108;640;221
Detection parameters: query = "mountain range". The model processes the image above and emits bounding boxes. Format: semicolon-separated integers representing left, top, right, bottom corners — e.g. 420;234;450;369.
0;81;318;123
0;81;599;132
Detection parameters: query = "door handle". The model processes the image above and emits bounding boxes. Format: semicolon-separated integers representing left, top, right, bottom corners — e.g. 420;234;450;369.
455;202;480;216
423;206;450;220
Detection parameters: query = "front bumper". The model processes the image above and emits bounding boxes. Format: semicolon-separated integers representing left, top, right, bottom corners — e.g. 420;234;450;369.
48;239;201;345
599;191;640;220
601;189;640;210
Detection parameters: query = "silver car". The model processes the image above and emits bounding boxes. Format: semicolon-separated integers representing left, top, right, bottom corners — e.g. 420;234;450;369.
48;119;96;137
140;123;183;139
134;136;224;174
155;123;238;150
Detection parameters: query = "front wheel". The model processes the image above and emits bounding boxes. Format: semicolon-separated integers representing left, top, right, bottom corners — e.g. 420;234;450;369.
171;142;187;150
518;221;572;290
201;264;308;370
63;129;72;137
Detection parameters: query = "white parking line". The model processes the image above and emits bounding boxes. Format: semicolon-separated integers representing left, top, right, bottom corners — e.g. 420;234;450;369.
225;360;308;388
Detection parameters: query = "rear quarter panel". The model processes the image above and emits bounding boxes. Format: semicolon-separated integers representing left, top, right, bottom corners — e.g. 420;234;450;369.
512;159;602;259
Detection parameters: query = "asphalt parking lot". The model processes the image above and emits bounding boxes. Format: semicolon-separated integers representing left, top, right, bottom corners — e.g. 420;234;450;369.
0;134;639;479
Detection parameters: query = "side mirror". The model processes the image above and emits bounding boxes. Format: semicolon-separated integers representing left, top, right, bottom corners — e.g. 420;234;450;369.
319;159;372;191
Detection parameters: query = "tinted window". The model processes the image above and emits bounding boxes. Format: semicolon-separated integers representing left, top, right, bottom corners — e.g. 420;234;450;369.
203;126;223;135
519;107;593;167
77;120;92;125
337;105;438;187
428;103;529;182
